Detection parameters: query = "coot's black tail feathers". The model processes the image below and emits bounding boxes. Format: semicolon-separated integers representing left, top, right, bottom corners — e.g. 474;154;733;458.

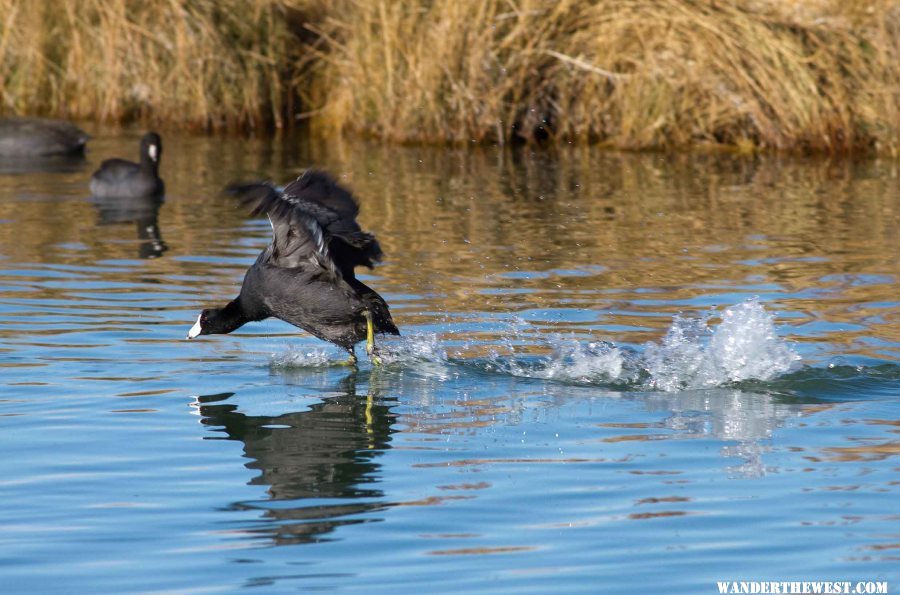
379;314;401;336
373;300;401;336
351;279;400;336
350;232;384;264
331;228;384;265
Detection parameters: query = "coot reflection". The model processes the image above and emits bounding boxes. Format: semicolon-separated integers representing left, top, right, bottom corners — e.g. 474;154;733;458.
92;193;167;259
194;374;396;546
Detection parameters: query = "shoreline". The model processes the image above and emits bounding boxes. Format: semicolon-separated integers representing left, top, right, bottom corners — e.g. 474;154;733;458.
2;0;898;155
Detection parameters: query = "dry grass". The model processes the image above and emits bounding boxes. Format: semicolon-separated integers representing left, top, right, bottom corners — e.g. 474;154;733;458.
0;0;300;129
2;0;898;152
305;0;900;153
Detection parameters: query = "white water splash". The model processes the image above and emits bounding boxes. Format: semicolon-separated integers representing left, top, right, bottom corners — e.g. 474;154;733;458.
487;338;631;385
642;298;801;391
265;299;800;391
270;346;333;368
376;333;447;365
541;340;629;383
479;298;799;390
267;333;446;369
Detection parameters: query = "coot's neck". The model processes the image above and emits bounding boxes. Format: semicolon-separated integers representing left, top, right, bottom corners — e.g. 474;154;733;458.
207;299;251;335
140;151;159;175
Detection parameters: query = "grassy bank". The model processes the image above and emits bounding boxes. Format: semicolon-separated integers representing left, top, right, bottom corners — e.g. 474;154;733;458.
0;0;299;129
2;0;898;153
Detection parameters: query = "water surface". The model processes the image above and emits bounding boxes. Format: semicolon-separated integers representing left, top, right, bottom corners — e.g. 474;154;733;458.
1;132;898;593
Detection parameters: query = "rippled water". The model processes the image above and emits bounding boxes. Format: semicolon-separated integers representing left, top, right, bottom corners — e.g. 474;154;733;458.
1;131;898;593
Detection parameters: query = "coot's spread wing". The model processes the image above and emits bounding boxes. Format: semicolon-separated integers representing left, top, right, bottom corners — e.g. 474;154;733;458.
231;170;383;278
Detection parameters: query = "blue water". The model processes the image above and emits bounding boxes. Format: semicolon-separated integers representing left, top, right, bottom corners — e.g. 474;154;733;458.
1;134;898;593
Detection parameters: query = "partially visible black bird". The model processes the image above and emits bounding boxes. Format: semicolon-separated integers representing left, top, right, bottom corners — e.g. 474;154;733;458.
0;117;89;157
90;132;164;198
187;169;399;364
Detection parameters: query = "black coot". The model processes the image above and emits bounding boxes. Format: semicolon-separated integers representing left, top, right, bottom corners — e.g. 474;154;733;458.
0;117;89;157
89;132;164;198
187;170;399;364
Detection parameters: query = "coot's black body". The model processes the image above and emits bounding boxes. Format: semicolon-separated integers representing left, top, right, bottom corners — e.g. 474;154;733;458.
89;132;164;198
0;117;89;157
188;170;398;360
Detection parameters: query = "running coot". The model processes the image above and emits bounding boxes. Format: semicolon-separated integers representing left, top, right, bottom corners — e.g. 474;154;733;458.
187;170;399;365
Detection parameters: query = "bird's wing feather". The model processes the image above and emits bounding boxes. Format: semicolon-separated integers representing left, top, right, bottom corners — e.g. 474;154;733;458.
280;169;359;220
228;170;383;276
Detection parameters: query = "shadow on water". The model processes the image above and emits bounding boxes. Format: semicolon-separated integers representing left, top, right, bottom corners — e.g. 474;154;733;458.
194;372;397;546
0;154;88;175
91;193;168;259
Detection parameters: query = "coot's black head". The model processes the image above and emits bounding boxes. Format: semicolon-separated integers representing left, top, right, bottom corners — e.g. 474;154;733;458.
187;303;248;339
140;132;162;166
187;308;220;339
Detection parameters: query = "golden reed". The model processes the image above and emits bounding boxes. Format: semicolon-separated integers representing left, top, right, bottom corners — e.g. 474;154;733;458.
2;0;898;153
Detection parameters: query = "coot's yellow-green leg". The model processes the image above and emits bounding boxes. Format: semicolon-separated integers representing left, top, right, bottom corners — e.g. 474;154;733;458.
341;349;358;367
363;310;382;366
365;391;375;442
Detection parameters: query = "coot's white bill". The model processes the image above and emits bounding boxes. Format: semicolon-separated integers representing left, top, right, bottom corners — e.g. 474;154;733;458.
187;313;202;339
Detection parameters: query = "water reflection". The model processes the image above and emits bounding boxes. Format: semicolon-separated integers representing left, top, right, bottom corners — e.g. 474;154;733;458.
92;194;167;259
0;154;87;175
206;139;897;355
1;134;896;359
386;354;811;478
639;389;806;477
0;131;897;590
194;373;396;545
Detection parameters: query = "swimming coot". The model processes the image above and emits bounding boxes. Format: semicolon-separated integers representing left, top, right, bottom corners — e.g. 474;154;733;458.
0;117;89;157
187;169;399;364
89;132;164;198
